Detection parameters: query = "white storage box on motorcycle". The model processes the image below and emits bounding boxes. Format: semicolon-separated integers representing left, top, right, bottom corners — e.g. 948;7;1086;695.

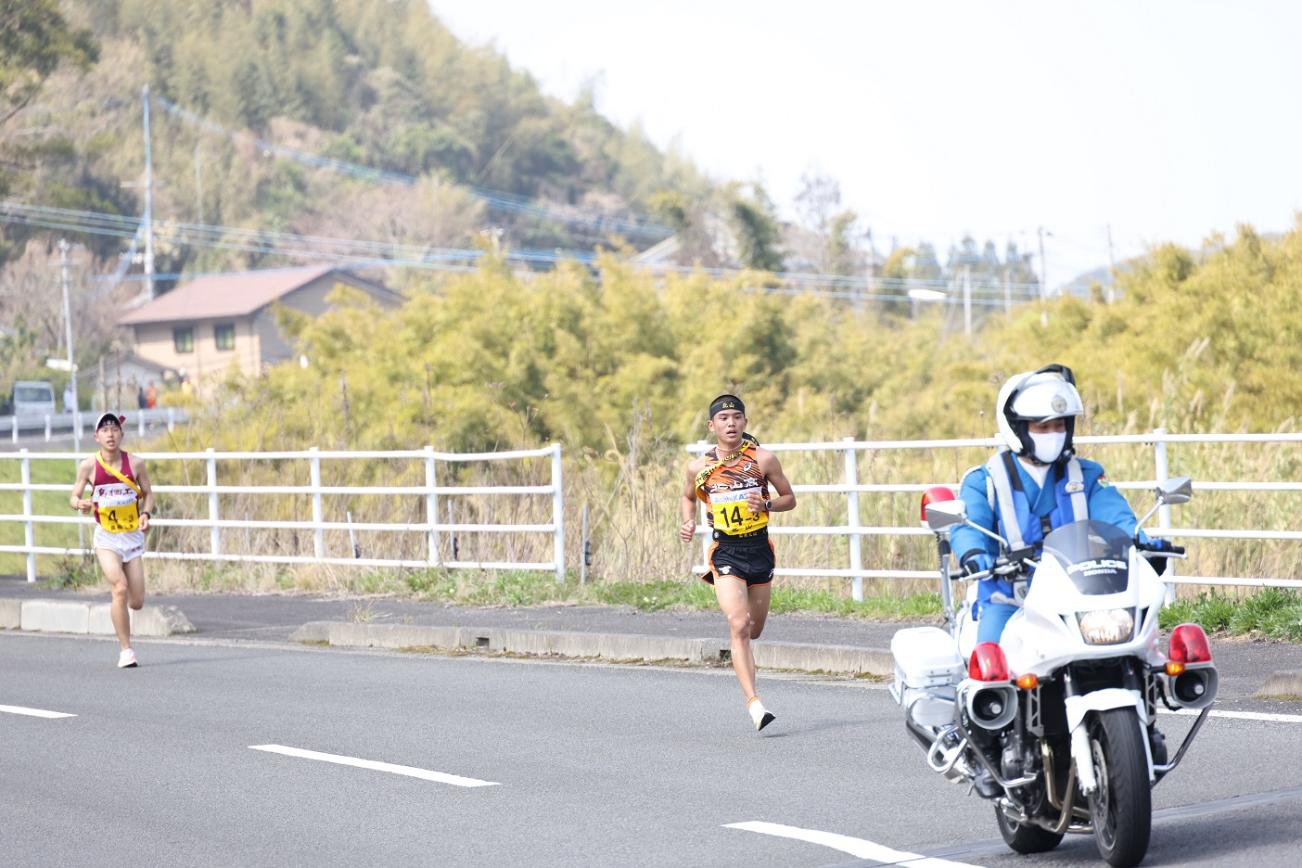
891;627;965;727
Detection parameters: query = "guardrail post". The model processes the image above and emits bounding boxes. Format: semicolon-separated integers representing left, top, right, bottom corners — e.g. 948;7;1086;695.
21;449;35;582
167;407;175;432
844;437;864;602
309;446;324;559
44;413;51;442
580;503;589;585
206;447;220;556
10;414;17;444
696;439;710;572
551;443;565;582
425;445;440;566
138;412;145;437
1151;427;1176;598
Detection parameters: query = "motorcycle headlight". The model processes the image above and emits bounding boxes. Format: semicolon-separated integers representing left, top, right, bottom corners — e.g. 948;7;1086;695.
1078;608;1135;645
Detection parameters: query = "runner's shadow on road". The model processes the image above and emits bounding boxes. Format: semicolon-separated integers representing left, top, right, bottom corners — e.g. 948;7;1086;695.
760;718;870;738
132;653;282;669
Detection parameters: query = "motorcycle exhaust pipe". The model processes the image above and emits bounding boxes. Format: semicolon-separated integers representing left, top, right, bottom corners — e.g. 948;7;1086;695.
962;683;1017;731
1164;665;1218;710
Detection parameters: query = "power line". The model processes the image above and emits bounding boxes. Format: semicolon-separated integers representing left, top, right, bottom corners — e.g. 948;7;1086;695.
0;201;1045;304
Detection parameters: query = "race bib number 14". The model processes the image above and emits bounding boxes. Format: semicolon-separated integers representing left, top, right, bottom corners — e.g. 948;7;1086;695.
710;488;768;535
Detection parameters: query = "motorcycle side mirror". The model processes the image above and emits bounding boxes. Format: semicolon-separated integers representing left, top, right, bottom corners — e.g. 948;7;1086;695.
925;499;968;532
1157;476;1193;505
1135;476;1194;534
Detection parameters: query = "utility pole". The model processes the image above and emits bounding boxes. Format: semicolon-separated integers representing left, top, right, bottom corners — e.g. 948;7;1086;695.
59;239;80;452
962;265;972;336
194;142;203;225
142;84;155;299
1106;223;1117;304
1036;226;1049;298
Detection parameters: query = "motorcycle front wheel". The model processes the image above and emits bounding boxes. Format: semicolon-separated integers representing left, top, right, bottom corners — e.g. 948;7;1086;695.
1088;707;1152;868
995;806;1063;854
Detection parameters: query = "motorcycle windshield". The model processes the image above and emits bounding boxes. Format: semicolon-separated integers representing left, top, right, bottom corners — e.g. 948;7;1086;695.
1041;520;1133;595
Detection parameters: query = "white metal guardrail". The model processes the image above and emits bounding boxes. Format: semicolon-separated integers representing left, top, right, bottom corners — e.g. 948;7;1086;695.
1;407;190;442
688;430;1302;600
3;432;1299;594
0;444;564;583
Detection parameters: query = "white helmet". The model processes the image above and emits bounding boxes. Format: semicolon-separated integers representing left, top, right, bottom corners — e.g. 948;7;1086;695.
996;364;1084;462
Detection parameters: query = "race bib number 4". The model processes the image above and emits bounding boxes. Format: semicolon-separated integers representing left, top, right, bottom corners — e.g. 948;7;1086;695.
710;488;768;535
98;500;139;533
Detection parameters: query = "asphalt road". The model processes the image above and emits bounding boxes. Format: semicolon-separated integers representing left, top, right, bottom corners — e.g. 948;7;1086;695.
3;632;1301;867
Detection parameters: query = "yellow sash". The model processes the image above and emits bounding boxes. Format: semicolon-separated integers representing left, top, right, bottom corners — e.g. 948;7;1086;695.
95;452;142;533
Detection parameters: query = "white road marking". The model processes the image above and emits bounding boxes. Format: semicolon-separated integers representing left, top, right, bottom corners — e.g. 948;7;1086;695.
0;704;77;719
725;821;983;867
249;744;498;787
1164;708;1302;724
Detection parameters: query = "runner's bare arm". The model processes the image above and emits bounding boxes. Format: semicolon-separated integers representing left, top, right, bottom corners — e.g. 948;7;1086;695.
134;459;155;530
748;448;795;514
680;459;704;542
69;458;94;512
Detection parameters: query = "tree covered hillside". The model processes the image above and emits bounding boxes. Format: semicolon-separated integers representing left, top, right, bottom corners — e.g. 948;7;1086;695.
3;0;709;277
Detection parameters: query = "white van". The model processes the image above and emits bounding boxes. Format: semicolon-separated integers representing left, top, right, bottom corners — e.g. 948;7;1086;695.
12;380;56;417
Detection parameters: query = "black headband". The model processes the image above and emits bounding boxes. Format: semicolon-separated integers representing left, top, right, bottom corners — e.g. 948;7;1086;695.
709;394;745;418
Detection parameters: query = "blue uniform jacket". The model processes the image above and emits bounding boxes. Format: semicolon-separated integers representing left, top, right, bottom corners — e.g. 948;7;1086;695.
951;456;1143;610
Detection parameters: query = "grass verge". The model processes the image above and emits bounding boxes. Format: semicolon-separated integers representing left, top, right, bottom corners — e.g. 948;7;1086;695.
1160;589;1302;643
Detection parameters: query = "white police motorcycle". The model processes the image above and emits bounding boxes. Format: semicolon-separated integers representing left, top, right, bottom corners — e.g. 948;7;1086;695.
890;477;1217;867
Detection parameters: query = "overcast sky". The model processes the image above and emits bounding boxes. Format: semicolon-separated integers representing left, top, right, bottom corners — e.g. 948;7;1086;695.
430;0;1302;286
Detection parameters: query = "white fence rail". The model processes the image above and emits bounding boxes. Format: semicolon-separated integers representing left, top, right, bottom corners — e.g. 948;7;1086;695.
0;444;564;582
3;432;1300;595
1;407;190;442
688;430;1302;599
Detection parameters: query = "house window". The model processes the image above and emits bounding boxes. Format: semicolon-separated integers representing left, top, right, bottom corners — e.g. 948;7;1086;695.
174;327;194;353
214;323;236;351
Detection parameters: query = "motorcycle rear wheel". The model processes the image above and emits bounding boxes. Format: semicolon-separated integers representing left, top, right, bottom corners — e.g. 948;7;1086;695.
995;806;1064;854
1088;707;1152;868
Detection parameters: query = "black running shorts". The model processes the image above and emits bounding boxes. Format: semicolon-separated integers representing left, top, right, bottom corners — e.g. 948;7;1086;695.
702;534;775;586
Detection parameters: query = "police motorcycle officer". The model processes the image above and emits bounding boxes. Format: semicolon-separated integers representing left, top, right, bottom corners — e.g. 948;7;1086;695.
951;364;1174;647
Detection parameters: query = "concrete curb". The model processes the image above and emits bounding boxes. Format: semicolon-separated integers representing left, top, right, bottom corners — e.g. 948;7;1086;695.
290;621;894;677
1259;670;1302;699
8;598;195;637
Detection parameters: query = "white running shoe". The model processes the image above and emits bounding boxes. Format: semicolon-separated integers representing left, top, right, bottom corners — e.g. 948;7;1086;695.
117;648;138;669
747;697;775;732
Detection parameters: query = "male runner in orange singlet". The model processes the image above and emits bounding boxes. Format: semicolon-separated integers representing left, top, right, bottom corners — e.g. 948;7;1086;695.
681;395;795;731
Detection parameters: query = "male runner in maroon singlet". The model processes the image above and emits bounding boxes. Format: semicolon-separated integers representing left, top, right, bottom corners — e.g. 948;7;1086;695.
681;395;796;731
70;413;155;668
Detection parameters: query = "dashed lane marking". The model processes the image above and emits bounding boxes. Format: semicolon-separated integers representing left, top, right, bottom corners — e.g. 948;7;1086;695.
724;821;983;867
0;704;77;719
249;744;499;787
1164;708;1302;724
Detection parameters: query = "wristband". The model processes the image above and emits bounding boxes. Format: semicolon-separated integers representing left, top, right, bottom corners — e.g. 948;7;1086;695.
140;511;152;519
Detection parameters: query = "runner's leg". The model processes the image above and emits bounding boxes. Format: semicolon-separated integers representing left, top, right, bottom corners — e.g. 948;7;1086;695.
123;555;145;611
97;548;131;650
747;581;772;639
714;575;757;700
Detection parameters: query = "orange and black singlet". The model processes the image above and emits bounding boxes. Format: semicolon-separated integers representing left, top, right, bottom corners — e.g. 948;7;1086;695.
696;442;771;539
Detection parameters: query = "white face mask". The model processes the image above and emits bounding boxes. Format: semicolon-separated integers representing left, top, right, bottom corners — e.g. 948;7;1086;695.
1029;430;1067;464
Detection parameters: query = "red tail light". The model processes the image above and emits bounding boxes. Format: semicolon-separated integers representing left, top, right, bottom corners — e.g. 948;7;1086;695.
969;642;1010;681
1169;623;1212;664
919;485;956;528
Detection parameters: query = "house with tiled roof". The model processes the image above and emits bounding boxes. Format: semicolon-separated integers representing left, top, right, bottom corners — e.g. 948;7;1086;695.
117;265;400;385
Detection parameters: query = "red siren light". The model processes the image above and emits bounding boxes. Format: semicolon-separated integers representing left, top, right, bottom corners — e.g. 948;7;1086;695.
1169;623;1213;665
919;485;957;528
969;642;1011;682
